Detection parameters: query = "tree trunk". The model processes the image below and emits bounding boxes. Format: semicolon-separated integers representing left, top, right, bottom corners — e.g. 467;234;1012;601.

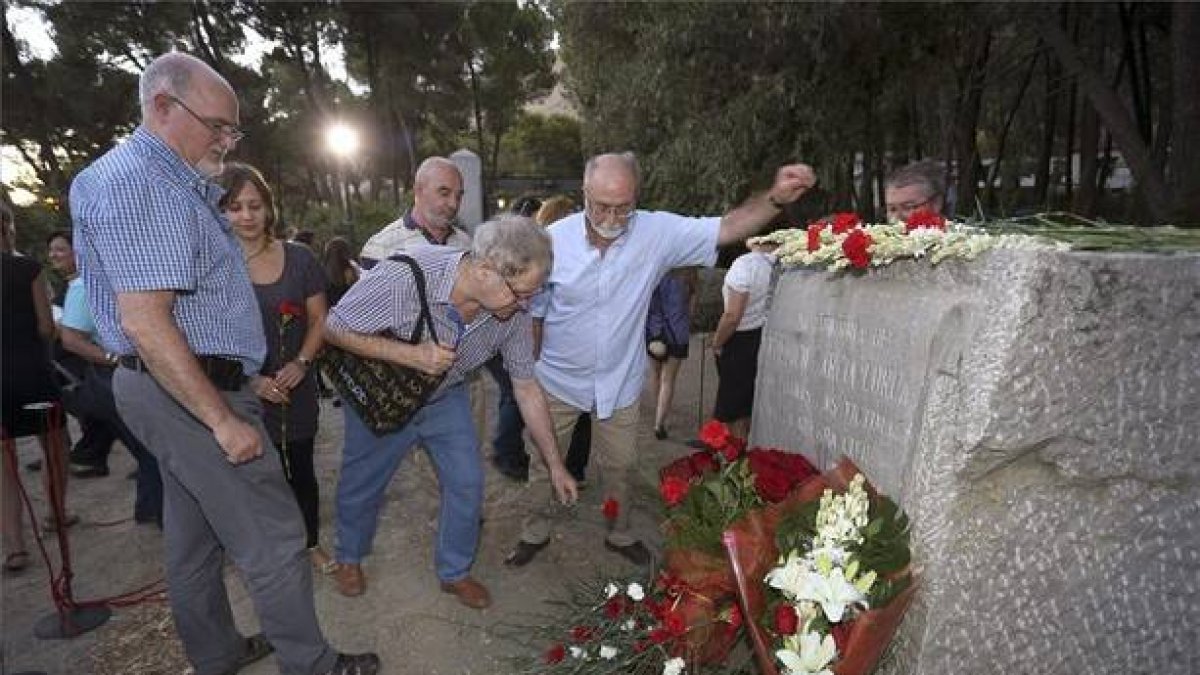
985;50;1040;211
953;28;991;219
1038;18;1173;223
1034;53;1060;209
1169;2;1200;223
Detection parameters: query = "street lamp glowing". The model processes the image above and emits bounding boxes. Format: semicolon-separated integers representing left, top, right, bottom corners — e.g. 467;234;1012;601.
325;122;360;158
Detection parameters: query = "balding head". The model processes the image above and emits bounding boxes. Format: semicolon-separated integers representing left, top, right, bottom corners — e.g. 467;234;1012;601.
583;152;640;198
139;52;233;122
140;52;240;177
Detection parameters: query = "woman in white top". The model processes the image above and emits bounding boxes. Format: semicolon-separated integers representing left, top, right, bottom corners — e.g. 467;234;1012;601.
709;241;779;439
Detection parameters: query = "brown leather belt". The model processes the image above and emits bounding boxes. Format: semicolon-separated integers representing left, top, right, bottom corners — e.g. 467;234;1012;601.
118;354;248;392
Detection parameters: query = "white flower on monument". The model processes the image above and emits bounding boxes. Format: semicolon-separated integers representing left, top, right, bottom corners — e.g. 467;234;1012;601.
776;631;837;675
604;582;620;599
599;645;618;660
626;582;645;601
663;656;687;675
794;563;866;623
569;645;586;660
765;550;813;597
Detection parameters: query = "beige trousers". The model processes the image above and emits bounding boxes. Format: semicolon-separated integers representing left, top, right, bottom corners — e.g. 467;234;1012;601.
520;393;640;547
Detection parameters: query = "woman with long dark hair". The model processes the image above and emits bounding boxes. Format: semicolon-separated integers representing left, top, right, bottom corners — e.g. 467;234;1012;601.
217;163;334;574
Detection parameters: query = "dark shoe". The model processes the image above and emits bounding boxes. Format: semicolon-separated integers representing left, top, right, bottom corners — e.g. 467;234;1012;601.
504;540;548;567
654;426;668;440
334;563;366;597
440;576;492;609
492;457;528;482
605;540;652;566
321;652;381;675
70;463;110;478
219;633;273;674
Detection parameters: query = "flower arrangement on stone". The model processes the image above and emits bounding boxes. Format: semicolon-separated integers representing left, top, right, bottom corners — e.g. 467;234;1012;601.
751;210;1054;271
276;298;306;478
519;573;749;674
657;421;818;665
661;421;818;555
747;469;913;675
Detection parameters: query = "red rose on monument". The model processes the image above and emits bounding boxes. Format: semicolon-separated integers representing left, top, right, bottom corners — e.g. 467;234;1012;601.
602;498;620;521
903;208;946;232
830;212;863;235
660;455;696;484
774;603;799;635
689;450;719;476
660;475;691;507
842;228;874;269
544;643;566;664
753;468;794;503
806;221;825;252
698;419;732;451
604;595;626;619
571;625;596;642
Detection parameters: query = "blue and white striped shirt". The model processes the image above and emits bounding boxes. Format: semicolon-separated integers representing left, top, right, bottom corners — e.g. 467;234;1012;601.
327;247;536;394
69;127;267;375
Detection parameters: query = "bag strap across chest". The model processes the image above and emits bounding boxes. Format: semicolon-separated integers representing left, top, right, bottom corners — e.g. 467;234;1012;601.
386;253;440;345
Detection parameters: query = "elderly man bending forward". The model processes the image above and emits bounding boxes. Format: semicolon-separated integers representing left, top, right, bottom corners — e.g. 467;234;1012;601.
326;216;577;608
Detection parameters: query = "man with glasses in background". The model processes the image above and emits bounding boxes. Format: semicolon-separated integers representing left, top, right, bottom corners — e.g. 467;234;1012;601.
325;216;578;608
70;52;378;675
506;152;816;568
884;159;947;222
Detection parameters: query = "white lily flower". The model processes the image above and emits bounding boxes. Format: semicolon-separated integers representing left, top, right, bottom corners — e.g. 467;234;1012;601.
776;631;837;675
622;619;636;631
627;582;645;601
569;645;586;660
765;551;811;599
663;656;687;675
599;645;618;660
794;566;866;623
604;582;620;599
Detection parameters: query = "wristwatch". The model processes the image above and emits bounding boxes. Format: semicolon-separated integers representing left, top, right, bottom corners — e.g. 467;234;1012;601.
297;355;312;368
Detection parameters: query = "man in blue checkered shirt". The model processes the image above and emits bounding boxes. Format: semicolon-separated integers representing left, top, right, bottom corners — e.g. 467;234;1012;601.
70;52;378;675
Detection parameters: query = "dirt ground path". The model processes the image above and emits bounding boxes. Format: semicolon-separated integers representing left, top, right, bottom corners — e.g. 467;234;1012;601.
2;333;721;675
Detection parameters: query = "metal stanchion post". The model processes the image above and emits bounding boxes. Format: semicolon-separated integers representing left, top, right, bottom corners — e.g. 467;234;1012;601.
25;401;111;639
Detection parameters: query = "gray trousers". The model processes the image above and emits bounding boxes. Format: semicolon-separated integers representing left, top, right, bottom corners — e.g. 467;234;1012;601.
114;368;336;675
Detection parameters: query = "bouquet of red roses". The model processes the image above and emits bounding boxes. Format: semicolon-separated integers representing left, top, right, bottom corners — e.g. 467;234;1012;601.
658;421;818;664
722;458;916;675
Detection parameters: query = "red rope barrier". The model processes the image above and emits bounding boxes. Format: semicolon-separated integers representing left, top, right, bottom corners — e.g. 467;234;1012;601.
3;404;168;627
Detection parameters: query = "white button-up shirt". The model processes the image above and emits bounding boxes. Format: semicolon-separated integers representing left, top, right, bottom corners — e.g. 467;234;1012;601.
533;210;720;418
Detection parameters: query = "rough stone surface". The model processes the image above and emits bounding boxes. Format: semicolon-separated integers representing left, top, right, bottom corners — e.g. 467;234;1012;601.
752;248;1200;675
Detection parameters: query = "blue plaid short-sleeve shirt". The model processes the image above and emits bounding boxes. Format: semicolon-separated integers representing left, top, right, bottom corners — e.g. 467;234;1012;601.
70;127;266;374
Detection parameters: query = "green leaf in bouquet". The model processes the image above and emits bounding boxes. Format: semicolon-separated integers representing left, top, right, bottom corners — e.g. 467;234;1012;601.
851;496;911;575
775;500;820;556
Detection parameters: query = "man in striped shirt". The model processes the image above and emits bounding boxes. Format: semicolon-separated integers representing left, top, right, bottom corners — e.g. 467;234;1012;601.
326;216;578;609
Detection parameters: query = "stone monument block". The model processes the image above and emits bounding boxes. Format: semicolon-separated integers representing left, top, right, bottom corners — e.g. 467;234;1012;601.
450;148;483;234
752;248;1200;674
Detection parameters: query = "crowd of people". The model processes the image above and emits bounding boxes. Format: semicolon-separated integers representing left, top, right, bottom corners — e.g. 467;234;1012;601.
0;49;953;674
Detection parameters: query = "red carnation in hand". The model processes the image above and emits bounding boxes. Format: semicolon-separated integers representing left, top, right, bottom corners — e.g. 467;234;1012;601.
830;212;863;235
602;498;619;521
698;420;732;451
278;299;305;318
904;208;946;232
660;475;691;507
544;643;566;664
842;228;873;269
774;603;799;635
806;221;825;252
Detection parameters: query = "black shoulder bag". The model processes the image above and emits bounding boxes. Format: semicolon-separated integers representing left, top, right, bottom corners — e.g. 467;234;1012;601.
318;254;445;435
